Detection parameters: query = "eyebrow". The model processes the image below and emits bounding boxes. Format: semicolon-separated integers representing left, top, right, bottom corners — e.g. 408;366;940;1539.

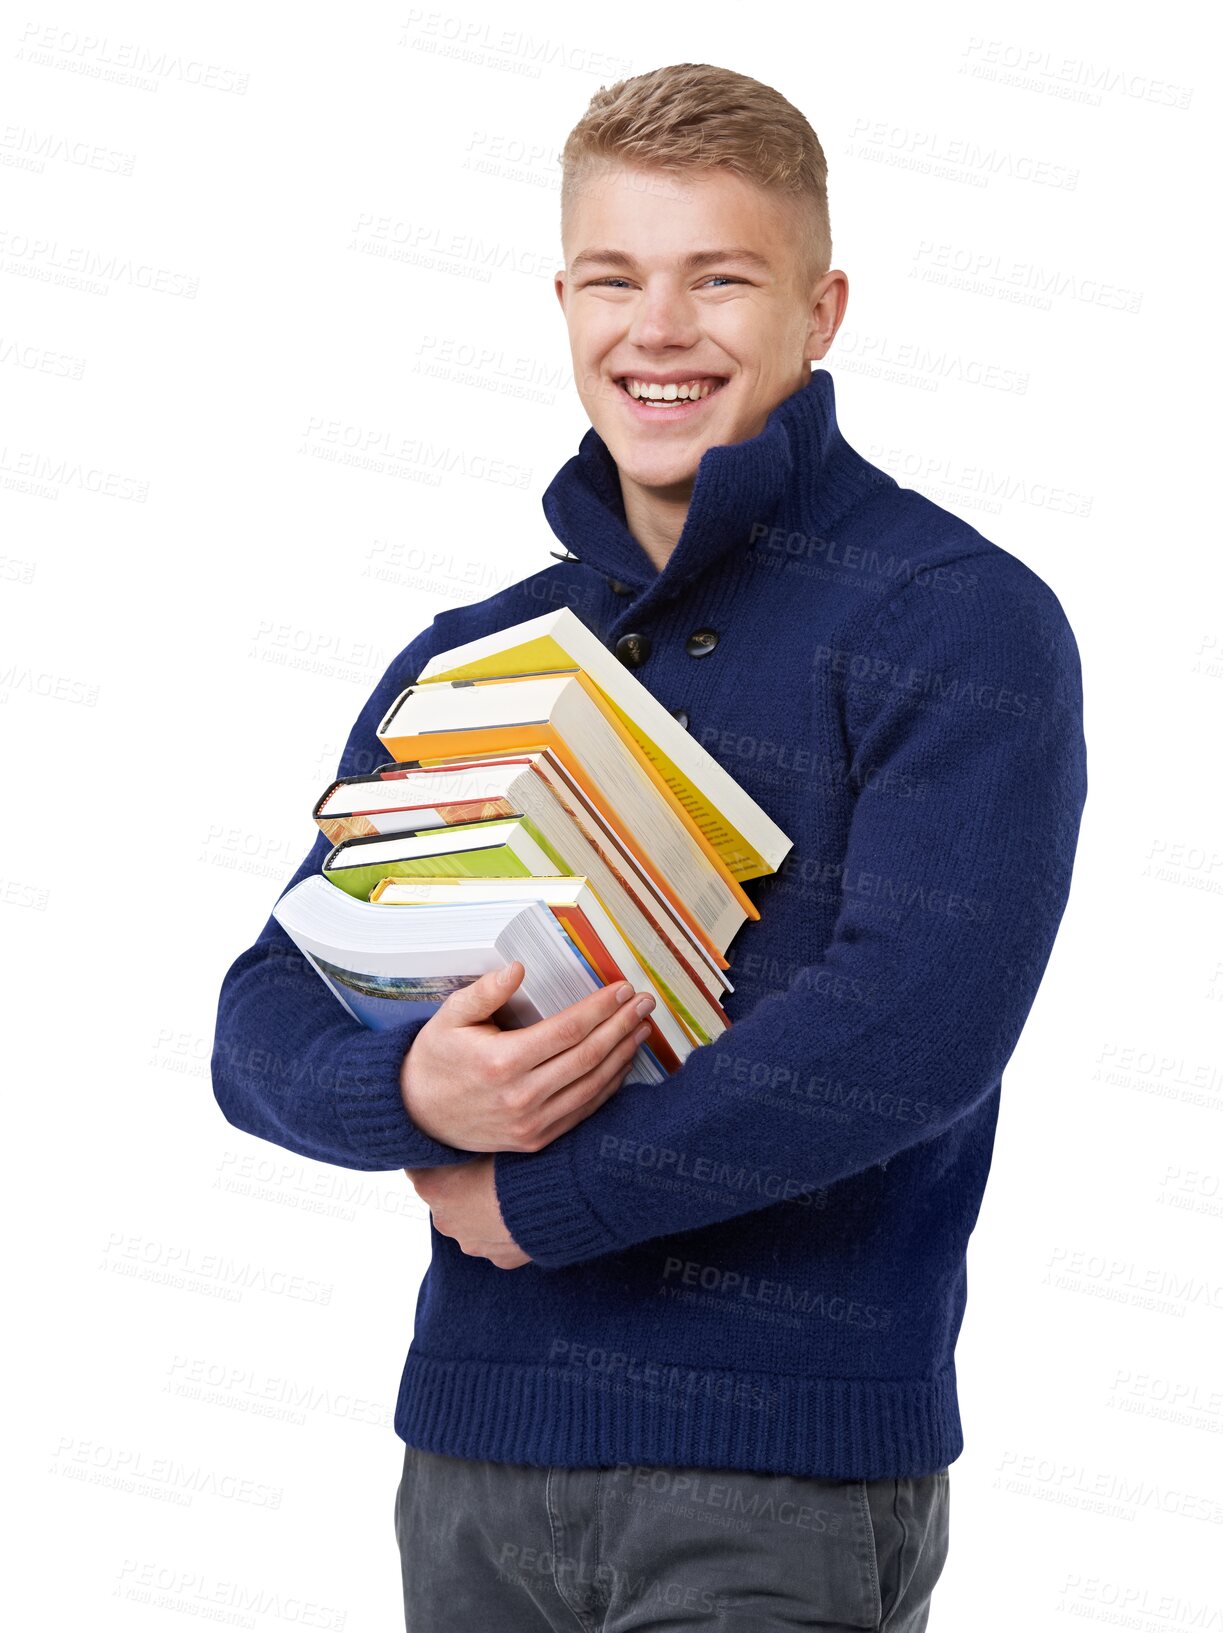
568;246;774;276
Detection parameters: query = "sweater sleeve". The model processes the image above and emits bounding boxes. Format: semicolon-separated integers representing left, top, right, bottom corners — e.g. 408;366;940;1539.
492;556;1089;1267
209;633;479;1173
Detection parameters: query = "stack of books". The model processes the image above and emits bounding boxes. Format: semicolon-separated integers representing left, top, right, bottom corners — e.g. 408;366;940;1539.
272;606;793;1084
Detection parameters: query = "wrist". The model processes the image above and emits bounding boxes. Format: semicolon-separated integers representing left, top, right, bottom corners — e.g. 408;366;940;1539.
399;1039;446;1144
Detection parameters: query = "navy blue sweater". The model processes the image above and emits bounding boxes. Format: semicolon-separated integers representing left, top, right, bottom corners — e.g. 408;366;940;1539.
211;368;1087;1479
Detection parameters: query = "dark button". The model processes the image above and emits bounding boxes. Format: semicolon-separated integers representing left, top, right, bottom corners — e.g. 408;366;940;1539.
608;578;635;596
614;632;651;668
685;627;720;658
549;548;581;563
670;707;689;730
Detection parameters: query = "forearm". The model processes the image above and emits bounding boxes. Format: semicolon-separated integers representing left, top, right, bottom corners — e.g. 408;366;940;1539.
494;561;1089;1266
209;630;479;1174
211;829;478;1171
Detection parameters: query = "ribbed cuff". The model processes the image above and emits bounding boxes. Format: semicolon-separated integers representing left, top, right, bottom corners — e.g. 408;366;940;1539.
494;1138;623;1268
332;1023;475;1169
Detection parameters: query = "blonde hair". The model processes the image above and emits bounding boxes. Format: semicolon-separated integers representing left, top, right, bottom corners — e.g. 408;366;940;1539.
559;63;831;289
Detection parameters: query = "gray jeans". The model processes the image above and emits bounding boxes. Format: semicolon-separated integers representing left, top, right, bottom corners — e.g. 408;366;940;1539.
394;1444;950;1631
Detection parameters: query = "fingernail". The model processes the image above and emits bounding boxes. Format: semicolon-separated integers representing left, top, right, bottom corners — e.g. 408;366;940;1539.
635;995;654;1016
616;983;633;1003
499;963;515;985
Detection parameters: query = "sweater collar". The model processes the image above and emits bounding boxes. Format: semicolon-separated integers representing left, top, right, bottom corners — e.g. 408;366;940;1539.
541;366;839;597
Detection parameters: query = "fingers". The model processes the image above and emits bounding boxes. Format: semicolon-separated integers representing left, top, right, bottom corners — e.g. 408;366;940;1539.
528;1016;652;1143
488;975;646;1074
522;982;656;1101
439;962;525;1027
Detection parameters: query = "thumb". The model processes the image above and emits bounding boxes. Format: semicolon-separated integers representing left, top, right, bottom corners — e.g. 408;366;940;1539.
441;961;523;1027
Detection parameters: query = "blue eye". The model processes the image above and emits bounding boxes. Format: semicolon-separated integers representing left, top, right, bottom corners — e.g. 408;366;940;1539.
587;274;744;289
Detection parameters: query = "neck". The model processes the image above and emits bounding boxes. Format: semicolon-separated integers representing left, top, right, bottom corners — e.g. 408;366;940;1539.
541;368;848;604
613;374;814;573
619;474;695;573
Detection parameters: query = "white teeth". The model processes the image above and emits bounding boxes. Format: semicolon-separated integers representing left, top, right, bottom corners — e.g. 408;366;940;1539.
622;378;723;403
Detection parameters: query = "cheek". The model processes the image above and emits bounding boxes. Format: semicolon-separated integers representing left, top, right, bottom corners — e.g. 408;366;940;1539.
699;302;767;357
573;303;626;340
577;372;624;409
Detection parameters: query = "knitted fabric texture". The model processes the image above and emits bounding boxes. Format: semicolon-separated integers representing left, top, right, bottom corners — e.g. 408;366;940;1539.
211;368;1088;1479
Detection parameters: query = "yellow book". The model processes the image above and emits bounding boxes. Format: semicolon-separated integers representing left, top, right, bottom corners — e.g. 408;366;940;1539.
417;606;793;884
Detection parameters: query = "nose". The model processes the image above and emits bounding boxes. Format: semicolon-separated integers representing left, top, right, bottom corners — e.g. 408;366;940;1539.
626;277;700;352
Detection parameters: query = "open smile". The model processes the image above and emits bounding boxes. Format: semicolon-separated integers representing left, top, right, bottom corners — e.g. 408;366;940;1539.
614;374;729;422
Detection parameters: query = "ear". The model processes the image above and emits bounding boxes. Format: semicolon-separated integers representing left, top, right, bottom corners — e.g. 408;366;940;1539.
554;270;567;313
804;269;849;363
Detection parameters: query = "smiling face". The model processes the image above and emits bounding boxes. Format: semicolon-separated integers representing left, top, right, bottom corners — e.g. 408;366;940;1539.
555;163;847;508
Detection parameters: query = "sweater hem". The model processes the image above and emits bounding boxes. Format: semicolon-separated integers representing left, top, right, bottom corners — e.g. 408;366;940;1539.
393;1349;963;1482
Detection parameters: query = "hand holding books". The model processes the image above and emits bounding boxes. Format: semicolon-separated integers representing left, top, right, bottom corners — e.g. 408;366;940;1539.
272;606;794;1102
398;960;656;1152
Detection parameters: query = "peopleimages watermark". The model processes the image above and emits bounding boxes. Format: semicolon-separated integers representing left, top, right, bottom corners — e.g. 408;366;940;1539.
594;1134;819;1205
711;1051;943;1129
747;521;981;593
959;35;1192;111
815;642;1043;719
548;1338;776;1413
113;1559;346;1631
661;1256;895;1332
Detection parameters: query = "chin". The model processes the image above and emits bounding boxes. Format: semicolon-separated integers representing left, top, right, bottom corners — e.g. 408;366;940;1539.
609;443;701;491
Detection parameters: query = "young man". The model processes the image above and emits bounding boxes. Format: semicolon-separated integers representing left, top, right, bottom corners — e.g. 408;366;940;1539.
212;63;1087;1632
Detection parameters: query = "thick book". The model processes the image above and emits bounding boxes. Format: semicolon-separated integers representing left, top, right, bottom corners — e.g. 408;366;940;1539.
370;874;695;1070
416;605;793;883
271;876;666;1086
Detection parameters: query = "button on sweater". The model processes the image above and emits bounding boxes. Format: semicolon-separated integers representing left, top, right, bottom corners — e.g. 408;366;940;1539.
210;367;1088;1480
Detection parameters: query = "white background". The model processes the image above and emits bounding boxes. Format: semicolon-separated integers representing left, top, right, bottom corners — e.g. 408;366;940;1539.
3;1;1218;1628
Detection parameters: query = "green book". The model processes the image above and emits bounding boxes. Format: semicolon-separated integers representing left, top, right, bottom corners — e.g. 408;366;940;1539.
321;813;569;903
